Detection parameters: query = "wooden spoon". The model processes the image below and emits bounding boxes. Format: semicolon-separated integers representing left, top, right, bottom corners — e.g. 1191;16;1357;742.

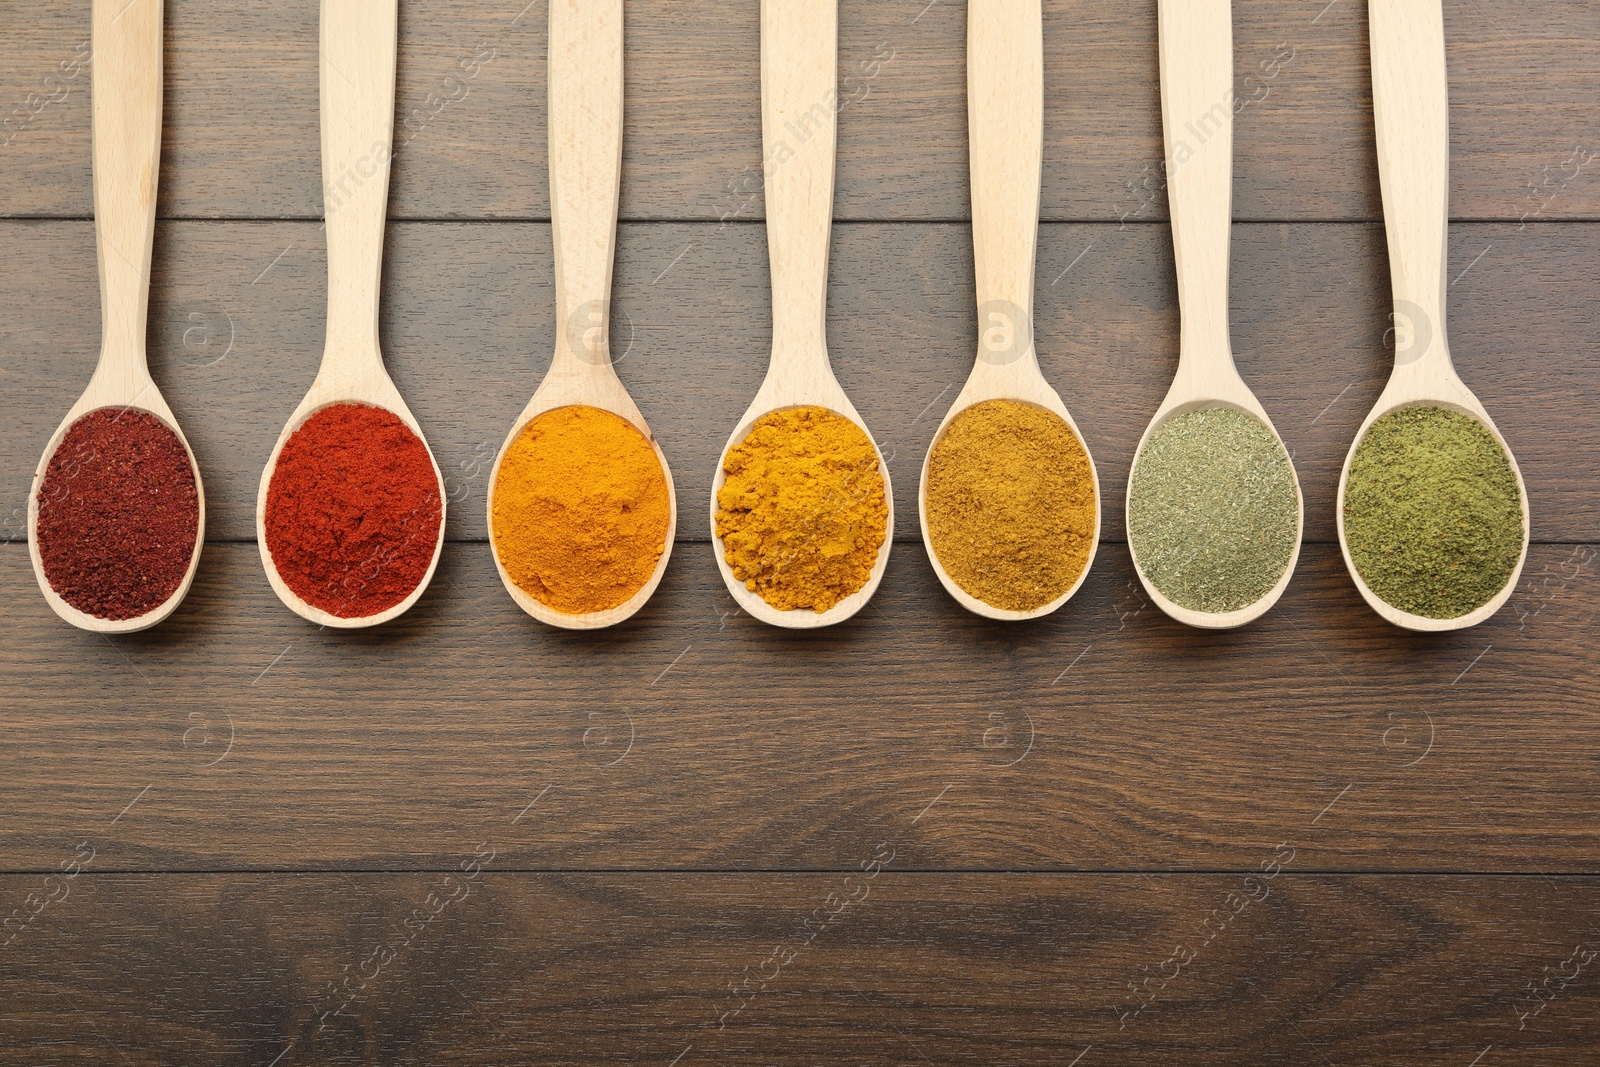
917;0;1101;621
28;0;205;634
485;0;677;630
709;0;893;629
1127;0;1304;630
1336;0;1529;632
255;0;445;628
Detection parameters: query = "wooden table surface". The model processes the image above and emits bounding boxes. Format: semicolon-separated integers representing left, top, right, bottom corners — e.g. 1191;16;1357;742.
4;1;1599;1063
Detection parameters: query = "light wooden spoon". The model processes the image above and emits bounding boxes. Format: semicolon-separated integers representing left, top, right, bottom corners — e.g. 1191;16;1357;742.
255;0;445;628
709;0;894;630
28;0;205;634
1127;0;1304;630
918;0;1101;621
1336;0;1529;632
485;0;676;630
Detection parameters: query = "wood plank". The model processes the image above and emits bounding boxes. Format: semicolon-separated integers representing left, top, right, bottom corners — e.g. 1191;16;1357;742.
0;540;1594;872
4;1;1593;1052
2;0;1597;221
2;871;1598;1064
2;218;1596;544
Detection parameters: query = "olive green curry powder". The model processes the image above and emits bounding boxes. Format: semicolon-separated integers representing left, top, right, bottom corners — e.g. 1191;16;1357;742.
1343;405;1524;619
1127;407;1299;613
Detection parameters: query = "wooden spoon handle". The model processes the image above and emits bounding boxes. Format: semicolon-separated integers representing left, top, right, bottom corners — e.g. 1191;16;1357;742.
760;0;836;366
320;0;397;361
91;0;162;378
548;0;623;375
967;0;1042;371
1157;0;1233;362
1370;0;1450;365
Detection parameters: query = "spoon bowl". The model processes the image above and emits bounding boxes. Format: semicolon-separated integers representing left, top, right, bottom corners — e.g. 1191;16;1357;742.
256;0;445;629
1127;389;1304;631
709;0;893;630
486;0;676;631
490;392;676;632
712;389;894;631
1336;383;1529;633
1338;0;1529;632
919;389;1100;622
1129;0;1304;630
918;0;1100;622
29;0;205;634
30;396;206;635
257;387;446;630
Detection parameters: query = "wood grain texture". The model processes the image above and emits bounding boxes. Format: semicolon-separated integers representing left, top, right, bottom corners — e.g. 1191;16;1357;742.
2;218;1596;544
0;539;1594;872
2;2;1596;1056
2;0;1597;221
2;872;1599;1065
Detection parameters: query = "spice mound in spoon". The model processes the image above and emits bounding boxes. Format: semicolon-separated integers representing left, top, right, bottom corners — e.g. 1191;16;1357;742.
1128;406;1298;614
716;405;887;613
925;399;1095;612
35;407;199;620
491;405;670;615
264;402;441;619
1343;405;1523;620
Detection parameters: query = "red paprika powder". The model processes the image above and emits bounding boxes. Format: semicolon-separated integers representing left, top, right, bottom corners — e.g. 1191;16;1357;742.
35;407;200;620
264;402;442;619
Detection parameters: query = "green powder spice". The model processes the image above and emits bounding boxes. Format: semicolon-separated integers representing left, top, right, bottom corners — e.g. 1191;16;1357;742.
1342;405;1524;619
1127;407;1299;613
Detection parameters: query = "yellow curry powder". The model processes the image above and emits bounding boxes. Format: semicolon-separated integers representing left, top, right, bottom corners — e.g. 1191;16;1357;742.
924;399;1097;611
491;405;671;614
715;405;888;613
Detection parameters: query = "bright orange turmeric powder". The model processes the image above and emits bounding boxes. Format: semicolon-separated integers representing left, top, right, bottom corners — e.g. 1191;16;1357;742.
490;405;671;615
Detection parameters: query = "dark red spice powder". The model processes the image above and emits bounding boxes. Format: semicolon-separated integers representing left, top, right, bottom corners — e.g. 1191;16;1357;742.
35;407;200;621
264;402;442;619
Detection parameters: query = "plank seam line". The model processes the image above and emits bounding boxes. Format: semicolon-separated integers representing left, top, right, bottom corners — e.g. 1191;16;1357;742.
5;215;1598;226
0;868;1594;877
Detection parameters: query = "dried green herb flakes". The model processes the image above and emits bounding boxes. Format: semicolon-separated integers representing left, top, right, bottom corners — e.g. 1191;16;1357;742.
1343;405;1523;619
1127;407;1299;613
